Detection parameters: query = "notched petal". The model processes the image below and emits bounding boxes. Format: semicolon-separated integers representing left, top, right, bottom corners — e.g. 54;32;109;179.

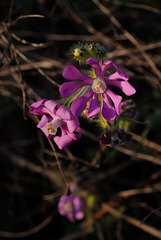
86;58;101;77
59;81;87;97
102;93;116;121
30;99;47;108
63;65;92;81
87;93;101;119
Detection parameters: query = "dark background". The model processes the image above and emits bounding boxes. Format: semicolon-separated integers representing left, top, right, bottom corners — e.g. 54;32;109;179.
0;0;161;239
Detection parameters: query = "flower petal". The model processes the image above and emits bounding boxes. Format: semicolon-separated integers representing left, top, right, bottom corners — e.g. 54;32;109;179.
69;126;81;140
37;115;51;128
29;107;51;115
86;58;101;77
30;99;58;116
102;61;128;81
75;211;84;220
54;135;74;149
73;196;83;210
63;65;93;81
106;80;136;96
54;129;81;150
102;93;116;121
101;61;116;76
66;117;80;133
87;93;101;119
59;81;87;97
106;89;122;115
56;105;72;120
58;196;67;215
44;100;59;113
66;212;75;222
30;99;47;108
37;115;53;138
71;90;93;117
107;71;128;81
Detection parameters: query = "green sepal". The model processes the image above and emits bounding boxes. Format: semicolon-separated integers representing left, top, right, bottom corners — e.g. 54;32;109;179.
64;85;91;109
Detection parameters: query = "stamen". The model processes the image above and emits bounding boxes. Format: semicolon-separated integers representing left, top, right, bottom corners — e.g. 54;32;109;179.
45;122;57;135
92;78;106;94
45;117;63;135
64;202;73;212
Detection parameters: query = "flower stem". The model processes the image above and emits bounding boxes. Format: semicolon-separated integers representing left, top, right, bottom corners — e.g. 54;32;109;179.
99;94;111;130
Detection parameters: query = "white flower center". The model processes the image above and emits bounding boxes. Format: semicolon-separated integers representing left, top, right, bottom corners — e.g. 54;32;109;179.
92;78;106;94
45;123;56;135
45;117;63;135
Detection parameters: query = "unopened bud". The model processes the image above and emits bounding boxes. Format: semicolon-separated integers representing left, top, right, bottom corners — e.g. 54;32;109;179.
88;42;107;60
99;128;132;147
71;43;90;63
70;42;107;63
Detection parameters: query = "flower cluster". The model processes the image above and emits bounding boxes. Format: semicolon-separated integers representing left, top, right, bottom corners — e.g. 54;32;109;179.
29;42;136;150
29;42;137;222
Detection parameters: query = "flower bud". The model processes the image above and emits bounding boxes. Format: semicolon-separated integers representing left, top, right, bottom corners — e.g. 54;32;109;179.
88;42;107;60
99;128;132;147
71;43;90;63
70;42;107;63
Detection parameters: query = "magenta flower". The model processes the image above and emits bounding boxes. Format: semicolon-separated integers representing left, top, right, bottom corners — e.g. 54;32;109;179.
29;99;81;150
58;194;84;222
60;58;136;121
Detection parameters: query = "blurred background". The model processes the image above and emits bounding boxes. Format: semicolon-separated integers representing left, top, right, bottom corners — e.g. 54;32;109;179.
0;0;161;239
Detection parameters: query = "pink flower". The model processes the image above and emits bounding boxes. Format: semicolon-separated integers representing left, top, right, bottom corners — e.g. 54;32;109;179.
60;58;136;121
58;194;84;222
29;99;81;150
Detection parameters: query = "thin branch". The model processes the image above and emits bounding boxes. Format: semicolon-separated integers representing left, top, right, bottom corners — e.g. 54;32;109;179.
130;132;161;153
15;48;60;87
115;146;161;165
47;138;70;194
11;33;45;47
91;0;161;87
115;182;161;198
7;14;45;28
95;203;161;239
112;0;161;14
0;215;53;238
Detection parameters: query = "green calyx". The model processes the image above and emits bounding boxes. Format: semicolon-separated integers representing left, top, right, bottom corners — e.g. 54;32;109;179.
71;42;107;63
64;85;91;109
88;42;107;60
73;47;91;63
